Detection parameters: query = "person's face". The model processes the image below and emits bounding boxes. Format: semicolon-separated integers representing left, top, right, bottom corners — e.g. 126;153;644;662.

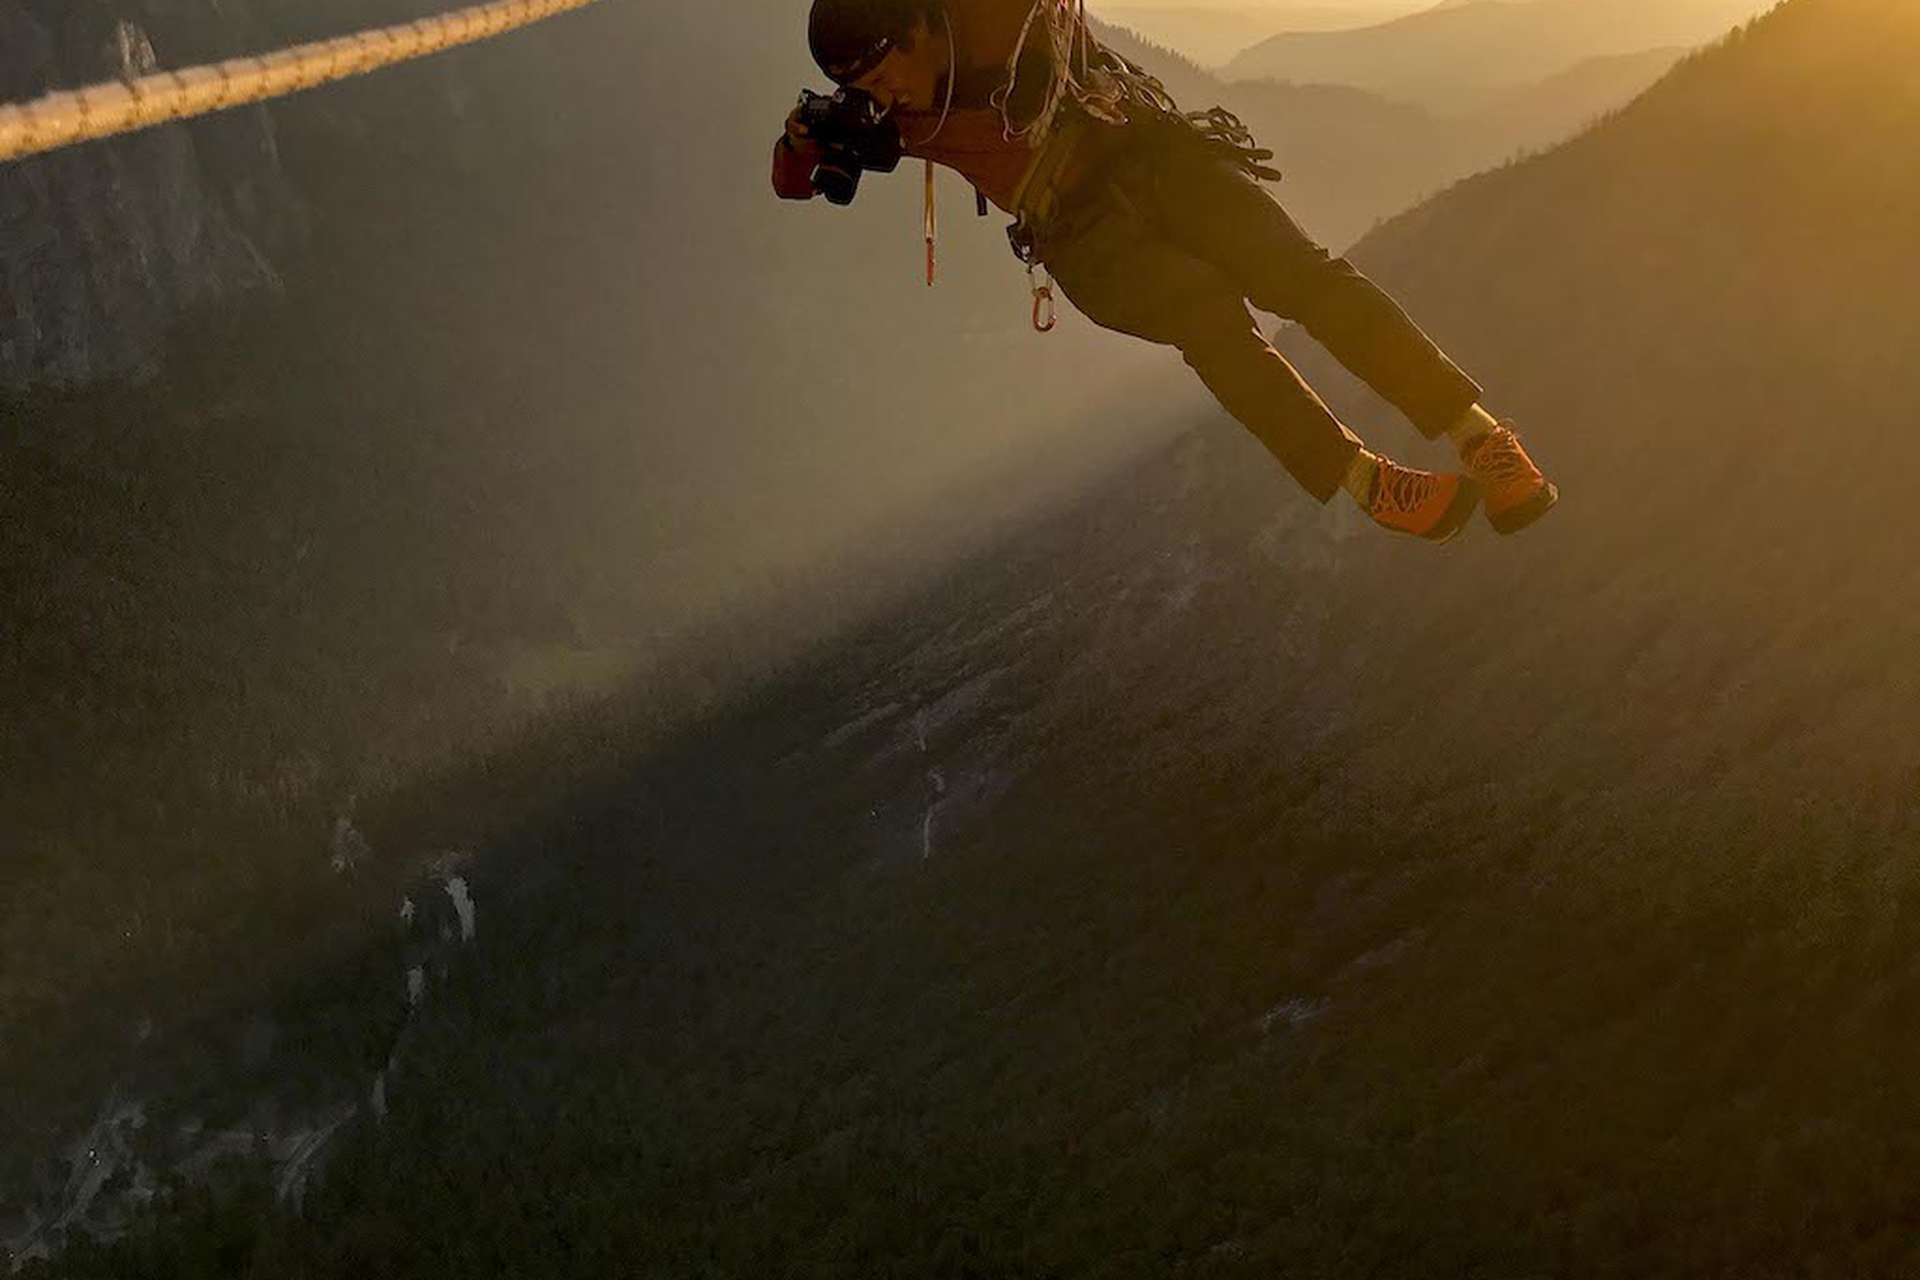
848;15;947;112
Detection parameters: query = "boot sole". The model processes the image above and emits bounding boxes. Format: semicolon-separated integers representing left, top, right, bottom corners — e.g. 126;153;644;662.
1488;481;1559;536
1389;478;1482;544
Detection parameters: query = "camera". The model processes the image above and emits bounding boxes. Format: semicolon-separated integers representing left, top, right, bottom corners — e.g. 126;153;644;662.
793;88;904;206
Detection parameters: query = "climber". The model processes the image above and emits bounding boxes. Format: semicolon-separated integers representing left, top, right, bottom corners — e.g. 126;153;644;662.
772;0;1558;541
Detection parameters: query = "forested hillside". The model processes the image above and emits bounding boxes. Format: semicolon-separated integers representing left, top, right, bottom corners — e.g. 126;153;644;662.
28;0;1920;1274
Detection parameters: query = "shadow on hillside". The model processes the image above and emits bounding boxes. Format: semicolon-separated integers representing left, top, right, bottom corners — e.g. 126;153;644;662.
33;387;1920;1274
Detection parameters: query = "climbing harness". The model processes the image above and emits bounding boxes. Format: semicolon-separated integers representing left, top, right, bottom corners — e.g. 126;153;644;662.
0;0;608;165
1147;104;1284;184
987;1;1283;332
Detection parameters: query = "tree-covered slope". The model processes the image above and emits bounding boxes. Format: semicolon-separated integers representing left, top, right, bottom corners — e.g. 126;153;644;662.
33;0;1920;1274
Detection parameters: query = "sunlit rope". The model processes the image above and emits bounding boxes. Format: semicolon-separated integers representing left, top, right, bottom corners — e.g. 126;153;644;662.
0;0;609;165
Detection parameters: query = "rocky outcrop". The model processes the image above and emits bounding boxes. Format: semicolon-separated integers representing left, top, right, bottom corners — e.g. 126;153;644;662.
0;1;302;389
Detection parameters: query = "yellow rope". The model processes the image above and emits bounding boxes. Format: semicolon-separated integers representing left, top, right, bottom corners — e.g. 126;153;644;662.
0;0;609;165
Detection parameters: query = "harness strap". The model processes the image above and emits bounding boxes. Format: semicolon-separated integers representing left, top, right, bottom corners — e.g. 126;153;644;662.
1006;109;1090;232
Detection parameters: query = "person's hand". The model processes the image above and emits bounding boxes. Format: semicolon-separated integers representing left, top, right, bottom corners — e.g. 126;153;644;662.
784;104;815;146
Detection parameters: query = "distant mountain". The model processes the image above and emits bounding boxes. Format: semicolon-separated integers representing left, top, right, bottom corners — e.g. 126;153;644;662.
1096;20;1460;243
1096;21;1687;246
1091;1;1429;65
1225;0;1776;109
1462;44;1686;158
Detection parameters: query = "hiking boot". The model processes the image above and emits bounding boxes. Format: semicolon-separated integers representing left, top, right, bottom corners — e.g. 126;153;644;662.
1460;420;1559;534
1366;457;1482;543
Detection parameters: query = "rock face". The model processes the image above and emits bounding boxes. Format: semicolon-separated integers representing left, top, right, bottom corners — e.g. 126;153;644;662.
0;853;481;1266
0;1;301;389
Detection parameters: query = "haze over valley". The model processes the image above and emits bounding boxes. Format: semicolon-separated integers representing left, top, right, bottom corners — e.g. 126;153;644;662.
15;1;1920;1276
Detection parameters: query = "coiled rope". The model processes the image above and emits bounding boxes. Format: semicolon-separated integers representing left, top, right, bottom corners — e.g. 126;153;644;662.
0;0;608;166
995;0;1141;143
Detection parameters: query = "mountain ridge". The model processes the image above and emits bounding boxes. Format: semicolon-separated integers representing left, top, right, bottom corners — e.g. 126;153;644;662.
1096;19;1691;246
1225;0;1777;109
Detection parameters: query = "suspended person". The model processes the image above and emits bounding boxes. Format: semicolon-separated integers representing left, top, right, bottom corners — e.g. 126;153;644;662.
771;0;1558;541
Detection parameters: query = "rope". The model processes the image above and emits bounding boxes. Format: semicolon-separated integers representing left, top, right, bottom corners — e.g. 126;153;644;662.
0;0;609;166
995;0;1134;143
924;159;937;287
907;5;958;147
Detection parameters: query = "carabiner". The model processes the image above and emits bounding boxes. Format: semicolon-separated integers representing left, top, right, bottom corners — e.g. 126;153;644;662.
1029;266;1057;334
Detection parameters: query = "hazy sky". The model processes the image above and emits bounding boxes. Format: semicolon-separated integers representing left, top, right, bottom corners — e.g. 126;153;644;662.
1104;0;1429;8
1087;0;1448;64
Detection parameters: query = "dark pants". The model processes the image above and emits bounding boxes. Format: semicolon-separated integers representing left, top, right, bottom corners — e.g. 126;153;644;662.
1036;127;1484;503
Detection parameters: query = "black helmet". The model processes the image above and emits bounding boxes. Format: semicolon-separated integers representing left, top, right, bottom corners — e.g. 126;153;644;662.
809;0;932;84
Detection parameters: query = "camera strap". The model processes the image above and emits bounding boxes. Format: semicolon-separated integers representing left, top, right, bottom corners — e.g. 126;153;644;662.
924;160;938;287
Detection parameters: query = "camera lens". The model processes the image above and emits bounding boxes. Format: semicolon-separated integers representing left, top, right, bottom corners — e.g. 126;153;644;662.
813;161;860;206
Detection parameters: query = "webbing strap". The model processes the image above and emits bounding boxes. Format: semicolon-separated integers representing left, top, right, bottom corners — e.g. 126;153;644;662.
0;0;608;166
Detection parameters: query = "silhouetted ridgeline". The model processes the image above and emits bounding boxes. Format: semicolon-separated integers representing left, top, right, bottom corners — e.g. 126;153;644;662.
1226;0;1775;109
26;0;1920;1274
1092;1;1432;68
1096;20;1692;248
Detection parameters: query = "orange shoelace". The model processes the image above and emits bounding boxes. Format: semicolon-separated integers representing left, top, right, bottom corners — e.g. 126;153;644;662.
1372;462;1450;516
1464;428;1540;489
